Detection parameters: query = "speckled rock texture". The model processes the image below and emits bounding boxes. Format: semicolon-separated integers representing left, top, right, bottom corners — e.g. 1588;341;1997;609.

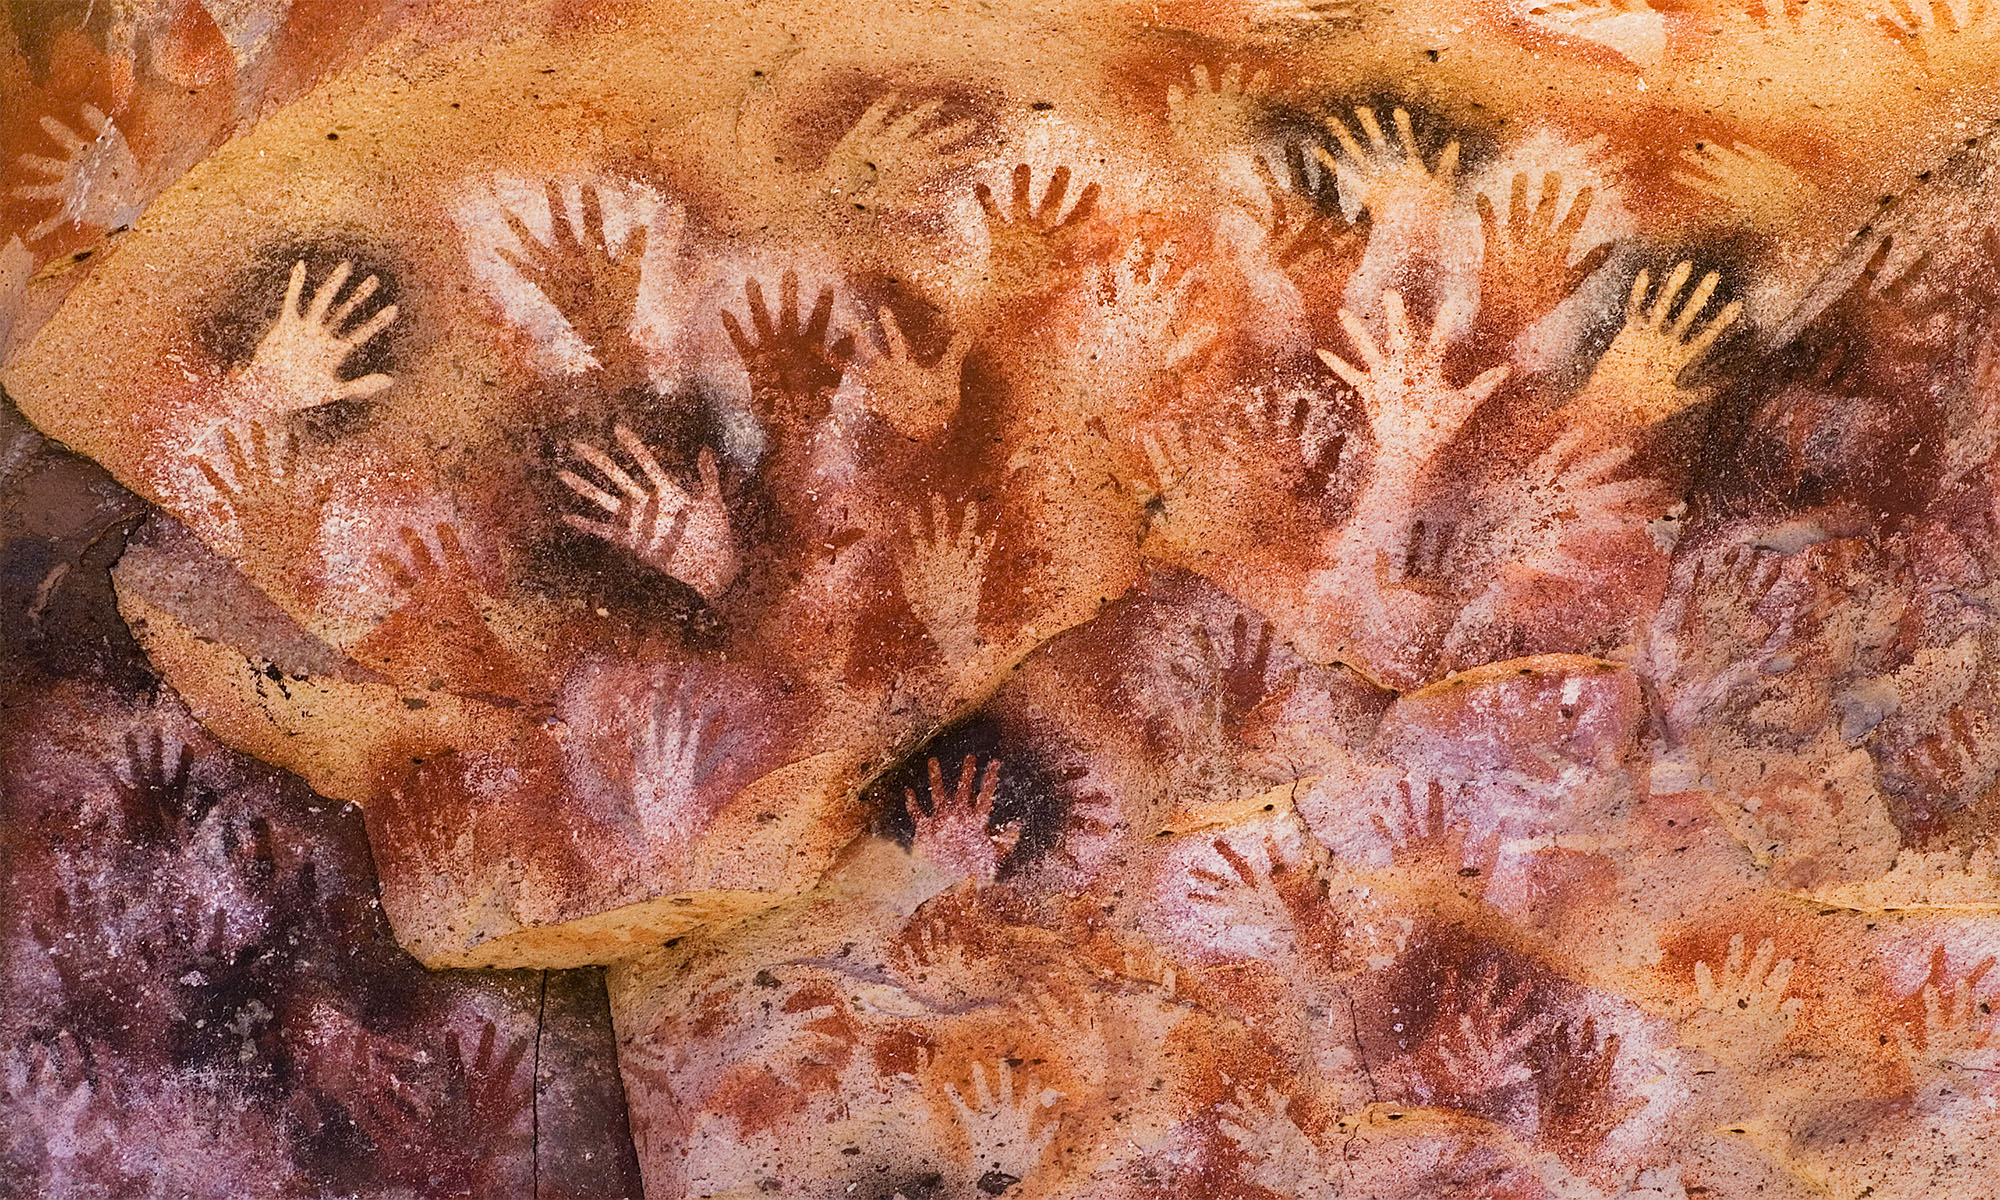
5;0;2000;1196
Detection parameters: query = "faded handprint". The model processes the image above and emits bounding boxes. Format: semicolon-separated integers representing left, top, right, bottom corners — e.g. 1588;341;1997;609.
1370;777;1500;897
1124;421;1263;557
898;496;992;666
309;1011;440;1156
0;1033;120;1191
110;730;211;845
1315;105;1460;215
154;906;253;995
1742;0;1848;32
943;1058;1062;1189
1878;0;2000;69
857;306;971;439
1839;236;1969;357
497;181;655;374
1319;289;1512;474
1247;146;1370;285
196;423;332;593
906;753;1020;882
1864;637;1983;751
371;523;499;610
773;988;862;1091
1896;946;2000;1075
1687;935;1802;1065
1873;633;1996;788
1106;941;1185;1000
1217;1087;1342;1200
234;261;399;416
1672;141;1813;231
1475;504;1652;651
1186;833;1339;962
1457;443;1657;603
1523;0;1666;68
977;163;1101;293
1471;172;1613;347
892;907;986;991
1247;384;1348;499
438;1020;533;1138
1413;963;1544;1110
1021;984;1110;1092
629;683;730;846
360;521;542;698
315;1015;531;1190
721;271;854;420
1898;703;1999;808
1577;262;1741;424
1128;423;1199;533
1528;1017;1642;1165
1655;538;1789;715
10;105;143;242
1046;783;1122;874
1165;63;1270;156
1161;612;1303;794
820;93;979;206
1176;612;1303;742
1088;238;1219;378
558;424;740;602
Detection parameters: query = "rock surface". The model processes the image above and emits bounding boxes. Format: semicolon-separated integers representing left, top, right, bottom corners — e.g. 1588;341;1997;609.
6;0;2000;1196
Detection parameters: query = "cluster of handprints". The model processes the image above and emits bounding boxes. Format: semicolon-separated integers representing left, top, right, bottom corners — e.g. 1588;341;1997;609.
7;1;2000;1197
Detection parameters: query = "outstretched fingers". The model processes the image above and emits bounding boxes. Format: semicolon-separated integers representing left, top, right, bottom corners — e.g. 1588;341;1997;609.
778;271;803;339
338;373;396;401
614;423;676;493
1624;268;1652;324
804;282;835;345
1062;180;1101;229
1328;305;1386;374
1316;346;1364;390
1504;173;1528;237
1463;362;1514;406
545;180;580;253
196;456;239;504
342;302;399;348
569;439;646;500
38;113;85;153
720;309;754;358
973;757;1002;818
1645;260;1695;329
327;274;381;326
744;277;776;345
695;446;725;500
579;184;609;253
1355;106;1390;156
282;260;309;320
1683;299;1743;365
1666;270;1721;341
1381;289;1416;364
1035;166;1072;225
306;261;354;325
1555;185;1596;247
